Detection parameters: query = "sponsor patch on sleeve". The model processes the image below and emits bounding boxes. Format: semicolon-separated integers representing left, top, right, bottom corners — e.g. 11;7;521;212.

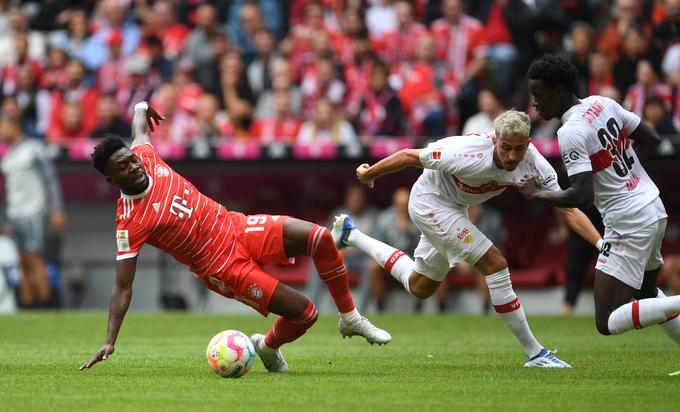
117;230;130;252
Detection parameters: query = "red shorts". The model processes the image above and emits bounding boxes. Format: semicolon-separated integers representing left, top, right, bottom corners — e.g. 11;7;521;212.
202;213;292;316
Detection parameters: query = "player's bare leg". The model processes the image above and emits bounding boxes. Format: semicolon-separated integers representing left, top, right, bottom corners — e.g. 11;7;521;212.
597;268;680;343
18;254;35;306
282;217;391;345
251;282;318;373
25;253;51;302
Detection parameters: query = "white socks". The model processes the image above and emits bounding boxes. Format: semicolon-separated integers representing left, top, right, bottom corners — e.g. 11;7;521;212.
607;289;680;338
340;308;362;324
485;269;543;358
346;228;415;294
655;289;680;344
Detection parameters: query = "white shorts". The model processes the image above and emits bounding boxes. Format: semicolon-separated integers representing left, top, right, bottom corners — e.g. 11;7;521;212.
408;193;493;282
595;218;666;289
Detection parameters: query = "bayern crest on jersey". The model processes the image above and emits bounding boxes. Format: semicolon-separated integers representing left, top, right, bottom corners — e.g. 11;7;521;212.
155;165;170;177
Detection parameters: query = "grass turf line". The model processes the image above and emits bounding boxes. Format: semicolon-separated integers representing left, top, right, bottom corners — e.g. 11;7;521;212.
0;312;678;411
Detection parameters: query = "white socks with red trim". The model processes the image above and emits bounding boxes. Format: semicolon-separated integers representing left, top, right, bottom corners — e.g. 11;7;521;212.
607;289;680;338
485;269;543;358
656;289;680;344
346;229;415;294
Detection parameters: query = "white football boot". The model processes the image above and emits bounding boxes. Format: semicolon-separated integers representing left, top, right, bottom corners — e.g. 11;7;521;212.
524;348;572;368
330;214;355;250
250;334;289;372
338;316;392;345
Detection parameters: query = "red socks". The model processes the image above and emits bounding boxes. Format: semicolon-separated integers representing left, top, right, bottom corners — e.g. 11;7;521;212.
308;225;356;313
265;300;318;349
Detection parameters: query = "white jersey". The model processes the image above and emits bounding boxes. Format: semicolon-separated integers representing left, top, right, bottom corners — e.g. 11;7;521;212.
558;95;666;232
415;133;560;206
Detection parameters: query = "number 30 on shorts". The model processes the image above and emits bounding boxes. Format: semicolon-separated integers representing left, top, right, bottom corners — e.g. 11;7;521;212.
245;215;268;233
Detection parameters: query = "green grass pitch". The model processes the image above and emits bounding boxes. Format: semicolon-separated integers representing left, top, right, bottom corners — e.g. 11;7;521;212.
1;312;679;411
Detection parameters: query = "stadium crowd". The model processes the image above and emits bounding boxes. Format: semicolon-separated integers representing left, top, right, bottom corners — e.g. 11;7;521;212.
0;0;679;148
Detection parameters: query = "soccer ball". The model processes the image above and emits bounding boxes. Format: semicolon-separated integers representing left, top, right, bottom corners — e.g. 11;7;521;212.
206;330;256;378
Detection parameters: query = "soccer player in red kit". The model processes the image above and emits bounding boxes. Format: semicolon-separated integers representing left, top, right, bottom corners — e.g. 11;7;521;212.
80;102;390;373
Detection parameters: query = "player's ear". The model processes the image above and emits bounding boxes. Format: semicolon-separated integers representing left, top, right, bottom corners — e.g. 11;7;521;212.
105;175;116;186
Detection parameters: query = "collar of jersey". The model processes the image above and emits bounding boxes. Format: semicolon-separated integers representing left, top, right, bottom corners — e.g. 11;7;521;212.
120;175;153;200
561;100;582;123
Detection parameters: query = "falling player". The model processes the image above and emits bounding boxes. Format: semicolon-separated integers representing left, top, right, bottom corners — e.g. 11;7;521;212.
334;109;604;367
524;54;680;343
80;102;390;373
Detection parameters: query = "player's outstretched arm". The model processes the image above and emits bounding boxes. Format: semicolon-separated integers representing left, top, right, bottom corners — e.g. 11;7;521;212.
130;101;165;148
554;207;602;250
628;121;662;161
356;148;422;188
80;257;138;370
518;172;594;209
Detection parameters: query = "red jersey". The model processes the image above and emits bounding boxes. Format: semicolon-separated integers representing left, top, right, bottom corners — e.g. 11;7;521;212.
115;143;236;277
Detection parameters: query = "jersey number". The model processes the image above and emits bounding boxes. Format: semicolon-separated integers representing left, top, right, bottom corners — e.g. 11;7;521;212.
169;191;194;219
244;215;280;233
596;117;634;177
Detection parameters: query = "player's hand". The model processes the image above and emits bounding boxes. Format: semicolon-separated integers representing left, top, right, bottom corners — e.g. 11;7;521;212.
516;175;540;199
50;210;67;232
80;344;115;370
146;106;165;132
356;163;374;188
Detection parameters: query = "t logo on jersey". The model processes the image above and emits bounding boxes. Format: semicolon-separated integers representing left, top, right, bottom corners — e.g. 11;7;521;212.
169;190;194;219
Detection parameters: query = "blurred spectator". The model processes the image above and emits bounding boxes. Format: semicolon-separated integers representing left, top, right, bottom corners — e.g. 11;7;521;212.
369;187;420;312
431;0;488;125
116;54;155;122
462;88;505;134
187;94;234;143
586;51;614;96
250;88;301;144
334;7;369;66
650;0;680;70
366;0;397;39
219;50;255;134
47;101;91;143
613;25;648;96
300;57;346;119
307;183;378;312
96;29;127;94
663;255;680;295
0;114;66;307
13;67;50;139
89;94;131;140
80;0;141;70
46;60;99;141
390;34;452;136
253;57;302;118
42;46;69;91
355;60;405;138
282;2;332;72
136;0;189;60
373;0;428;66
597;0;651;63
0;7;46;67
247;29;278;98
227;1;282;65
171;59;204;115
469;0;533;92
624;59;672;115
47;8;90;59
182;4;228;92
1;33;44;97
149;82;194;144
566;22;595;98
297;98;358;147
345;32;378;118
146;35;174;85
642;94;677;153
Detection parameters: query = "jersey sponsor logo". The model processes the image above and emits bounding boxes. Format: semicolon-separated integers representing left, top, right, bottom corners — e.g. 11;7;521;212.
169;192;194;219
562;150;580;166
116;230;130;252
451;175;509;194
581;100;604;123
155;165;170;177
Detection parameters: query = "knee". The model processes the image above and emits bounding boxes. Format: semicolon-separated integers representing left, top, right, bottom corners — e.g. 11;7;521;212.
410;281;436;300
290;298;319;326
476;247;508;275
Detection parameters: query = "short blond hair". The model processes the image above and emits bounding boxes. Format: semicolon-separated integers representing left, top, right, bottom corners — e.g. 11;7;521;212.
494;109;530;140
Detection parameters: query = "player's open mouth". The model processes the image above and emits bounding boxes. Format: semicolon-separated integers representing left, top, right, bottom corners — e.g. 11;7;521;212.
133;173;146;184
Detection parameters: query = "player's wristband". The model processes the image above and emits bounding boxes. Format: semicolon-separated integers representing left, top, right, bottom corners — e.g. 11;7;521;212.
596;238;604;252
134;101;149;112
